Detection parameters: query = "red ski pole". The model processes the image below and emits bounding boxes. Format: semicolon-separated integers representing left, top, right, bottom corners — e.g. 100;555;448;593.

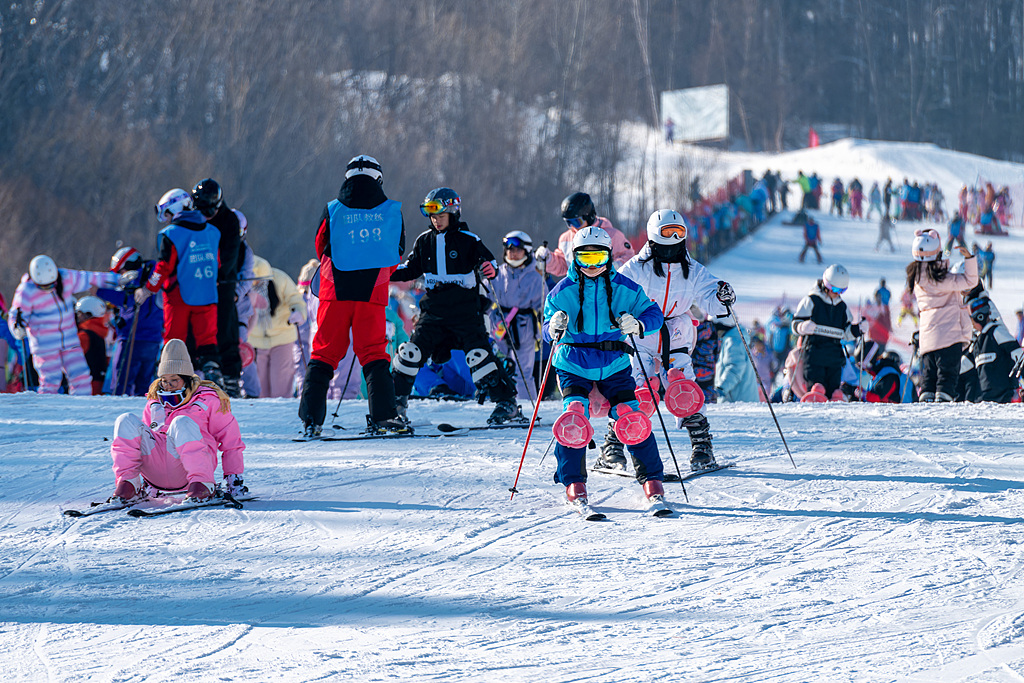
509;339;559;500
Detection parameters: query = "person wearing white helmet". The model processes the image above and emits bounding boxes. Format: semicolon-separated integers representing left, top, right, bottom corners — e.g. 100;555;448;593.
618;209;738;471
544;225;671;513
906;228;977;401
74;296;110;395
485;230;545;400
791;263;866;400
141;188;224;387
7;255;119;394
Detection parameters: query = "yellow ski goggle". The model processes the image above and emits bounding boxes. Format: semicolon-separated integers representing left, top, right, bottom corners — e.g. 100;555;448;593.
574;249;610;268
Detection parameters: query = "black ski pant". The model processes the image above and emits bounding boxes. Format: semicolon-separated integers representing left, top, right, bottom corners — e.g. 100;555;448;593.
216;284;242;380
920;344;962;401
803;362;843;398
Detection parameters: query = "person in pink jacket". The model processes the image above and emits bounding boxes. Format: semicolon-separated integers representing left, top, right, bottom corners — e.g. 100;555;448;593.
7;255;119;394
906;228;978;402
541;192;635;278
108;339;246;503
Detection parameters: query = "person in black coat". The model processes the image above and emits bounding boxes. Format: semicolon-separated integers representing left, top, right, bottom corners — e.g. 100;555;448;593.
969;298;1021;403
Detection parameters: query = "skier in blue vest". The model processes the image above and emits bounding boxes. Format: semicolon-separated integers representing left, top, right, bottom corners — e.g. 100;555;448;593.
138;188;223;385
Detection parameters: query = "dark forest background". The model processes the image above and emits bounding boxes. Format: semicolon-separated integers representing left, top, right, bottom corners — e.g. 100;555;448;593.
2;0;1023;295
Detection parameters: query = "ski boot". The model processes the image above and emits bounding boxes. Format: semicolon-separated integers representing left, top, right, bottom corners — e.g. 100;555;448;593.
301;422;323;439
552;401;594;448
394;395;412;426
566;482;589;504
110;478;147;504
200;360;224;389
594;418;627;470
682;412;717;471
223;474;248;498
488;399;526;425
222;375;242;399
184;482;214;503
365;414;413;436
612;404;652;446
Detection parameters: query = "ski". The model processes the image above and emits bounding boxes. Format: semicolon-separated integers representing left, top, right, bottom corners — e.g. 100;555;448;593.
293;426;469;442
435;421;534;432
63;498;144;518
567;498;607;521
592;462;734;483
127;492;256;518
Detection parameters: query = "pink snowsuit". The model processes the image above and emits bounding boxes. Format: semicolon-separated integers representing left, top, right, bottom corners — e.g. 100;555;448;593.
110;384;245;491
8;269;120;393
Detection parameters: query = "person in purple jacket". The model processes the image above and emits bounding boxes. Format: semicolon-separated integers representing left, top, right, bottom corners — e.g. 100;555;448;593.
97;246;165;395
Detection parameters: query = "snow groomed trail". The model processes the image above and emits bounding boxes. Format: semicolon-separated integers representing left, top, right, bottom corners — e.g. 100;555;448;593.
3;394;1024;682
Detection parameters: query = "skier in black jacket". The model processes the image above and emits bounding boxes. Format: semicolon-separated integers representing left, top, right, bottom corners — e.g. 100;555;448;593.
390;187;523;425
969;298;1021;403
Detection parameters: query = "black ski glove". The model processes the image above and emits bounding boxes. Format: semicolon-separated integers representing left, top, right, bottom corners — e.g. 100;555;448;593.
716;281;736;306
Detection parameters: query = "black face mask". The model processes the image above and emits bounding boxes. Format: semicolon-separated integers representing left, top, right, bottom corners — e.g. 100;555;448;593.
650;241;687;263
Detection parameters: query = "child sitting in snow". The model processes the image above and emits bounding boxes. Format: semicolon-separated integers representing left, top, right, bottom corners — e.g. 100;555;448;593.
108;339;246;504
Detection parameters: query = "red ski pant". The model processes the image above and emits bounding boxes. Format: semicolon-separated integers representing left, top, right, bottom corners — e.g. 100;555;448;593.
162;289;218;348
311;300;389;370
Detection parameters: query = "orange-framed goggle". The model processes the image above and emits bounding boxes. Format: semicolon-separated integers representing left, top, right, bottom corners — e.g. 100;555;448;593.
574;249;611;268
659;224;687;239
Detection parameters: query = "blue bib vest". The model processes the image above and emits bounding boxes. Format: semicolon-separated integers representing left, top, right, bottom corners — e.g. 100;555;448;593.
160;223;220;306
327;199;402;271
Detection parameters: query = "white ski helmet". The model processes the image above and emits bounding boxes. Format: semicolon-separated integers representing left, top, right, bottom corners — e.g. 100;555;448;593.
571;225;612;253
912;228;942;262
29;255;58;286
502;230;533;253
646;209;689;245
345;154;383;184
154;188;194;223
74;296;106;319
822;264;850;293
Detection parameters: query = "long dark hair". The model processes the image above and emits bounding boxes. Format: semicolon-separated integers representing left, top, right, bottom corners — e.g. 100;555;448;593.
576;269;617;331
905;260;947;292
640;242;691;278
267;281;280;316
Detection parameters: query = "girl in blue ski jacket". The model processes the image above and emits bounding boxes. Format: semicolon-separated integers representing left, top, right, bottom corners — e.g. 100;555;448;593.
543;226;666;509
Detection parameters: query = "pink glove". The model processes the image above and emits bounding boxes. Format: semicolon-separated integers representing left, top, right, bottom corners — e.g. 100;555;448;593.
480;261;497;279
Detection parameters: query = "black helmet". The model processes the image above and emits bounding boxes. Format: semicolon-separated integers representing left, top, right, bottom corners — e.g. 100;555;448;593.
853;337;883;369
191;178;224;218
420;187;461;221
561;192;597;227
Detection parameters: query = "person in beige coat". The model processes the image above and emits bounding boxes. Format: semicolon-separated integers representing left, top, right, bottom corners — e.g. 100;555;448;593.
248;255;307;398
906;228;977;402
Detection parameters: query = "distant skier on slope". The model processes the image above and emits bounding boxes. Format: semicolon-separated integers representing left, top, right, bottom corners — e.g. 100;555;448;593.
107;339;246;504
618;209;736;471
543;226;668;510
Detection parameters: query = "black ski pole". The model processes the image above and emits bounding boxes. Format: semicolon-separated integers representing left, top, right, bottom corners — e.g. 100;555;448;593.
901;343;919;403
20;337;30;392
727;305;797;468
626;333;688;502
119;303;141;395
330;352;358;428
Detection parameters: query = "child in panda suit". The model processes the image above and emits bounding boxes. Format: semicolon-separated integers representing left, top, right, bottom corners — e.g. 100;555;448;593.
618;209;736;471
544;226;668;509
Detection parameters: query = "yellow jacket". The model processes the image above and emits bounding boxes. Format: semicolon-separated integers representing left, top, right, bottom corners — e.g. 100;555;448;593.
248;256;307;349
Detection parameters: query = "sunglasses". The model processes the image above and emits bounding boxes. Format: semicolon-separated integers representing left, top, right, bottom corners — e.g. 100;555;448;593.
575;249;610;268
659;224;687;240
564;216;587;229
503;236;528;250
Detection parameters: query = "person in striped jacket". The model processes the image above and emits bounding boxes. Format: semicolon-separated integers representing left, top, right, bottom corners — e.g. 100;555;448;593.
7;255;118;393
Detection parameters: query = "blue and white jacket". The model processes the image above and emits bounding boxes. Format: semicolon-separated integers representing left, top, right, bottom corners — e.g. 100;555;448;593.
543;264;663;380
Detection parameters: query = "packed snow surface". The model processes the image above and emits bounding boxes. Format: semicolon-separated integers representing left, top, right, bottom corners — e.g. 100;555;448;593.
4;140;1024;681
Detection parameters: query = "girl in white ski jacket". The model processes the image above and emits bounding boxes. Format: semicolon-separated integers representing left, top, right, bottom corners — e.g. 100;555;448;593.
618;210;736;470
